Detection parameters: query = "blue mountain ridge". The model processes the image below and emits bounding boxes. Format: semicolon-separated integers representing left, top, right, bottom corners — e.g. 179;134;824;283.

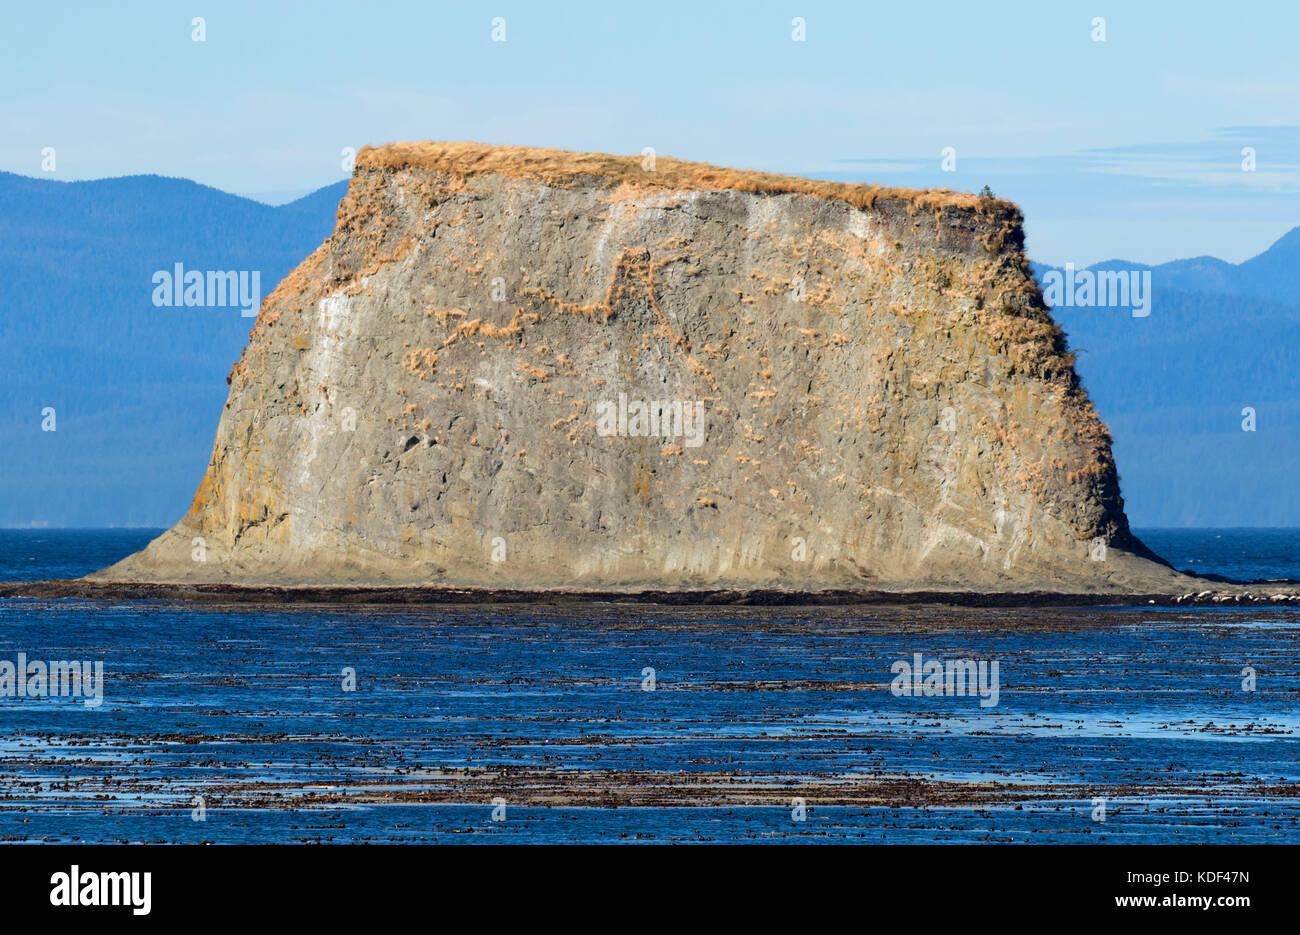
1032;229;1300;526
0;172;348;526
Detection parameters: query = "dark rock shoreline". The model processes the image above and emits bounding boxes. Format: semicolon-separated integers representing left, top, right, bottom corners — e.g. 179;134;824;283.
4;578;1299;607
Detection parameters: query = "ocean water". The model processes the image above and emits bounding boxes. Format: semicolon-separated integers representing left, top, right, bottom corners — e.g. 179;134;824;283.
1136;528;1300;583
0;528;162;582
1;529;1298;844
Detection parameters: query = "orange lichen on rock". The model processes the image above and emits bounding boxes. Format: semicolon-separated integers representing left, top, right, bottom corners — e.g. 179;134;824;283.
355;141;1016;221
402;348;439;380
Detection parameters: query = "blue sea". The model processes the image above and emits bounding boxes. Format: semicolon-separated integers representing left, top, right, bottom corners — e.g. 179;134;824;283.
1;528;1298;844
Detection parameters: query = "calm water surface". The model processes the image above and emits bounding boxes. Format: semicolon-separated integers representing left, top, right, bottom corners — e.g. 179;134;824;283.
0;530;1296;843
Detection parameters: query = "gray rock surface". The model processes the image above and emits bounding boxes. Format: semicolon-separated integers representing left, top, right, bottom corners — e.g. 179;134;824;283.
93;142;1194;593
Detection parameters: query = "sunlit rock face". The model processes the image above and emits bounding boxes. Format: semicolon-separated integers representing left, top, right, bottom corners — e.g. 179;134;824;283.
93;142;1181;593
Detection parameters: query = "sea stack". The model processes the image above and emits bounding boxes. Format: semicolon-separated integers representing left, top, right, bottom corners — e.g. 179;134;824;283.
92;142;1185;592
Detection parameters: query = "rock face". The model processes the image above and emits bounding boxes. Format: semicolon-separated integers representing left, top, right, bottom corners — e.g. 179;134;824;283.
94;142;1186;592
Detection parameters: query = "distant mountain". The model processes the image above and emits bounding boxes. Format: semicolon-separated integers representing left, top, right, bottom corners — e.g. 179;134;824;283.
0;172;347;526
1034;227;1300;526
1067;225;1300;301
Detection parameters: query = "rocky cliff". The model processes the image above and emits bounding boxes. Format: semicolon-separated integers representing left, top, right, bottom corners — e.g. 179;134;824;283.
93;142;1187;592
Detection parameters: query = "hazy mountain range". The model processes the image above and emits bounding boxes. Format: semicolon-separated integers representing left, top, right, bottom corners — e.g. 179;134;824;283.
1036;243;1300;527
1;170;1296;527
0;172;346;527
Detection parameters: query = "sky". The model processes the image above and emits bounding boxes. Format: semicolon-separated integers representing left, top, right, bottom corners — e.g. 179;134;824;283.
4;0;1300;265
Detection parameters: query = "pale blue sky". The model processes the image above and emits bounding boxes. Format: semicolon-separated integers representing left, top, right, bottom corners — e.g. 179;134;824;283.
4;0;1300;264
